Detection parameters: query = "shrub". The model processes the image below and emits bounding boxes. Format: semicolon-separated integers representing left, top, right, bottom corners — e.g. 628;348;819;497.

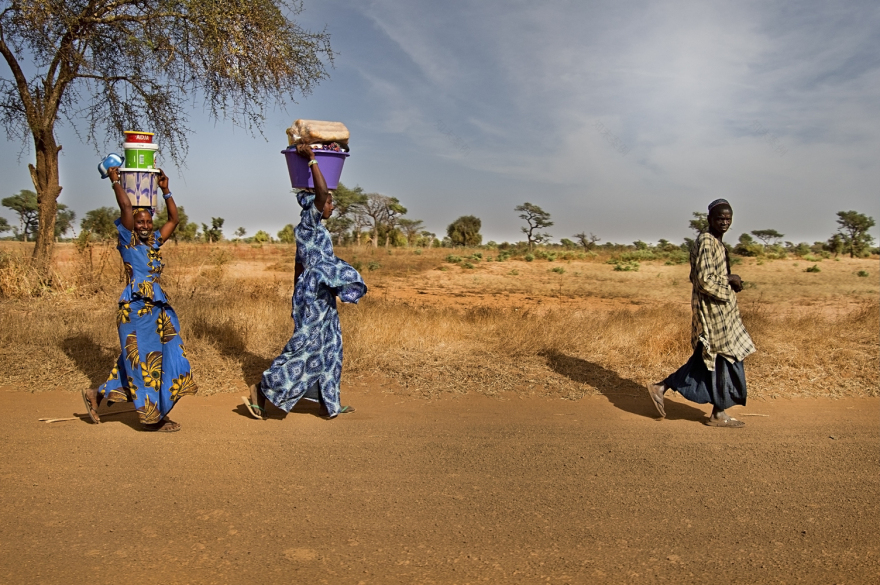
462;262;475;269
613;261;640;272
805;264;820;273
445;255;462;263
508;269;519;276
367;261;382;271
857;270;869;278
550;267;565;274
619;250;657;262
413;249;422;255
524;254;534;262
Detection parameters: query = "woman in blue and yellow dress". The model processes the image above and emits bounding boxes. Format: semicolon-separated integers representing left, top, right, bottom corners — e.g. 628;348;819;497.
244;143;366;420
81;166;197;432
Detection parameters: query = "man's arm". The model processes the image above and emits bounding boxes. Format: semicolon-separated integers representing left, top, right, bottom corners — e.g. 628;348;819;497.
693;236;732;302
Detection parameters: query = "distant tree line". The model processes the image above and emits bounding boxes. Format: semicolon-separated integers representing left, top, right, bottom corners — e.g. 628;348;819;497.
1;188;876;259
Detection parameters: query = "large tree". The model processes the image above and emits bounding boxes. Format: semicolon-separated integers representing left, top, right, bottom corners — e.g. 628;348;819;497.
688;211;708;234
751;229;784;246
835;210;875;258
80;206;117;240
355;193;407;248
573;231;600;251
277;223;295;244
446;215;481;247
398;218;425;246
201;217;224;243
325;182;368;245
515;202;552;249
2;189;39;240
2;188;73;240
0;0;332;268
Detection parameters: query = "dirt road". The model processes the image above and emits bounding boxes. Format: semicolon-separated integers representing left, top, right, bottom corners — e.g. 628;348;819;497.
1;388;877;584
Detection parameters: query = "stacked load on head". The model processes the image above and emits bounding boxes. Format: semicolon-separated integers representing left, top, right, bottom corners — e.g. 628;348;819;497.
282;119;350;190
98;131;161;212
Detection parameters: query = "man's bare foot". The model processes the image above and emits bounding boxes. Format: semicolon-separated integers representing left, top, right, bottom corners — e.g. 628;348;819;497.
648;383;666;418
81;388;101;424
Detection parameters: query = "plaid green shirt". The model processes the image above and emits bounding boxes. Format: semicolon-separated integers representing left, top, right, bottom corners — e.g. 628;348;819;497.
690;232;756;370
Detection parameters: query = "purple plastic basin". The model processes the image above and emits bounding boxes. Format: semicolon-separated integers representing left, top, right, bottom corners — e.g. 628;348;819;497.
282;147;350;190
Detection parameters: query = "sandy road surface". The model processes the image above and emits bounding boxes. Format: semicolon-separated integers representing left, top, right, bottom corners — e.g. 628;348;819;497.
1;388;877;584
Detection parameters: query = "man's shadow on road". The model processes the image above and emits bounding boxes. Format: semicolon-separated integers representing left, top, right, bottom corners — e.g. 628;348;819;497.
542;351;706;421
60;334;143;430
190;318;326;419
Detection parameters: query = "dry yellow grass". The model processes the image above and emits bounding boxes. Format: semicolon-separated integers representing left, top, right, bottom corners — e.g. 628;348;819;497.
0;241;877;399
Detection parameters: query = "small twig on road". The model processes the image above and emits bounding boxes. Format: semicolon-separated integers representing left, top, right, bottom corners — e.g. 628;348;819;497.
39;408;137;423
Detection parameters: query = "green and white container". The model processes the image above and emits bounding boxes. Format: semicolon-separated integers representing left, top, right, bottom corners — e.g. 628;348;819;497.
123;142;159;170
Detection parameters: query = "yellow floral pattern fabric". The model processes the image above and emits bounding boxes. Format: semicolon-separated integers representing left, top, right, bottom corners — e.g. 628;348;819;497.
156;310;178;344
113;218;166;304
99;297;197;425
116;303;131;327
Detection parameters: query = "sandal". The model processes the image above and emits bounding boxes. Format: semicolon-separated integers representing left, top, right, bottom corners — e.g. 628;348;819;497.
647;383;666;418
241;384;265;420
81;388;101;424
705;416;744;428
323;405;356;419
142;419;181;432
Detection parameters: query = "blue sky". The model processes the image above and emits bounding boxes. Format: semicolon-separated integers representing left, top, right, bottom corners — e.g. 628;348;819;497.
2;0;879;245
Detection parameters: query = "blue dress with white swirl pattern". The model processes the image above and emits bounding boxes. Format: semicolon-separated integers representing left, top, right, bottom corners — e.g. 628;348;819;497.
260;191;367;416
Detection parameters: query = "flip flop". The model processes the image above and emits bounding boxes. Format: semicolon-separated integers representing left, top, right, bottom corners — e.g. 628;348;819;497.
322;405;356;419
142;419;180;432
81;388;100;424
705;416;745;428
241;394;265;420
647;384;666;418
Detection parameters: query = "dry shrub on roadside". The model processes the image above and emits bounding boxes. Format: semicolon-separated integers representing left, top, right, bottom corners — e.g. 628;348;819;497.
0;241;876;400
0;250;52;299
743;299;879;397
341;298;692;398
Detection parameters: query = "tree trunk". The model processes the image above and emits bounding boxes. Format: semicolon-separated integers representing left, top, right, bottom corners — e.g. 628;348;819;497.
29;131;62;271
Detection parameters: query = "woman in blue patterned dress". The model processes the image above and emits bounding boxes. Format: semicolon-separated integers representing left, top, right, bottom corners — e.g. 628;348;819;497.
244;144;367;420
81;166;197;432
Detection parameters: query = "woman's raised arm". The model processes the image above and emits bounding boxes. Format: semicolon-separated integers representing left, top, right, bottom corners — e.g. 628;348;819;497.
107;166;133;230
156;169;179;242
296;144;330;213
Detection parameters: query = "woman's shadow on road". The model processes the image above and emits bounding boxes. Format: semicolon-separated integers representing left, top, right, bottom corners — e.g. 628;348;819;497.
542;350;706;421
191;318;326;419
60;335;143;430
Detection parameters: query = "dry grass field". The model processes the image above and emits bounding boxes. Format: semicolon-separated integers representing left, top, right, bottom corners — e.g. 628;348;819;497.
1;241;877;400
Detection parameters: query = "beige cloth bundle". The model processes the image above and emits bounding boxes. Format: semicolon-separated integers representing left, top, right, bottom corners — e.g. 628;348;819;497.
286;119;350;147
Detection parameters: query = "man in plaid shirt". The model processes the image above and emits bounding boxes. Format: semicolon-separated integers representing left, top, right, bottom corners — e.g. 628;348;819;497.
648;199;756;427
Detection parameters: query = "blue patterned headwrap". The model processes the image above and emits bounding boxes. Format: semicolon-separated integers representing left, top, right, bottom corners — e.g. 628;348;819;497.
296;190;315;210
